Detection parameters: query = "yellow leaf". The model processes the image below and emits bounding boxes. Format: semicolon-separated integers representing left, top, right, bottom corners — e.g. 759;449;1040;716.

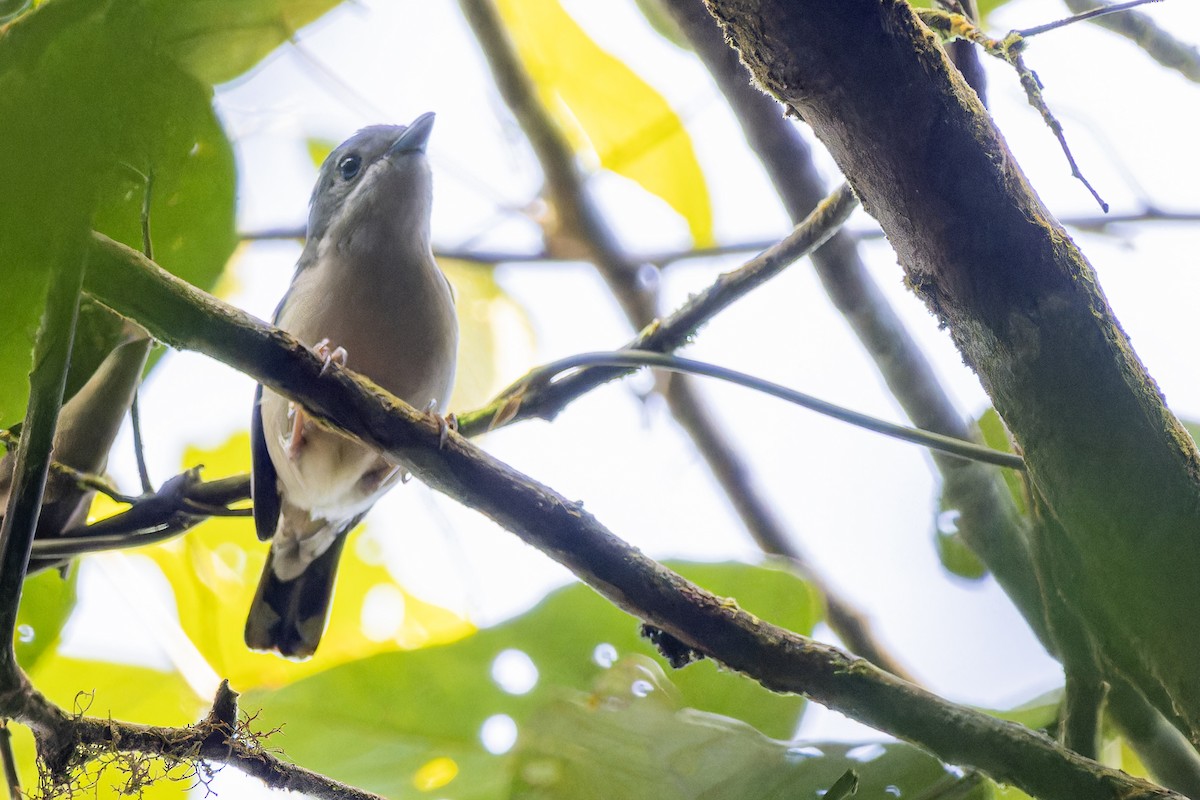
86;489;128;524
441;259;537;412
497;0;714;245
307;136;336;170
138;432;473;691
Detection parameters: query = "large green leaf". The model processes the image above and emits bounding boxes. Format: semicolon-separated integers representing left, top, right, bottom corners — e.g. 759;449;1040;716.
0;0;238;426
0;0;337;425
244;561;822;798
0;0;110;426
513;696;986;800
88;64;236;296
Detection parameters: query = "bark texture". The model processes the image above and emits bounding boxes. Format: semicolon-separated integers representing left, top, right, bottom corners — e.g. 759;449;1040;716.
702;0;1200;736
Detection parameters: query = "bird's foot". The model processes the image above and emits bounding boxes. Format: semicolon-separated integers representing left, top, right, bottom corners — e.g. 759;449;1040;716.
422;401;457;449
313;338;348;376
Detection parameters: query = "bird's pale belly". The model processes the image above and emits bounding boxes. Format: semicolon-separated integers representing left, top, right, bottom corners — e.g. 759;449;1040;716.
260;388;400;522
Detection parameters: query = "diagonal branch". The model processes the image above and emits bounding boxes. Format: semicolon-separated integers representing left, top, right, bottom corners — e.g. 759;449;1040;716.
80;232;1179;800
457;0;908;676
239;204;1200;267
458;185;857;433
661;0;1047;651
23;192;853;567
1063;0;1200;82
699;0;1200;738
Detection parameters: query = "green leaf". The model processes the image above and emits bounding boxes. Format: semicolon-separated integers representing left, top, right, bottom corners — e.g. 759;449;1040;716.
935;523;988;581
0;0;107;426
976;408;1026;516
144;0;344;85
243;561;822;797
0;0;238;426
825;768;861;800
88;61;237;295
14;567;78;671
514;690;983;800
935;408;1029;579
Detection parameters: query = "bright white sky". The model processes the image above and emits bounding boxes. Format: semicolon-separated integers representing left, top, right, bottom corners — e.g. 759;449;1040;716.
58;0;1200;793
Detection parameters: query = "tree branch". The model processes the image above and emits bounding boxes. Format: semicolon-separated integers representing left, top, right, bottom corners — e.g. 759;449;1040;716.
21;185;853;567
700;0;1200;737
1108;679;1200;800
15;679;386;800
457;185;857;434
238;206;1200;267
1063;0;1200;82
663;0;1047;665
456;0;913;676
79;232;1179;800
0;254;84;686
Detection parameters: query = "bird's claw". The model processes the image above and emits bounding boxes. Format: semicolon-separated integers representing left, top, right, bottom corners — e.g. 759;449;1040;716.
439;413;458;449
422;401;457;449
313;338;348;376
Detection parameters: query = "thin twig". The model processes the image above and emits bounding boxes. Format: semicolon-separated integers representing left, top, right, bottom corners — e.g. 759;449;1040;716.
517;351;1025;470
0;721;19;800
1018;0;1163;38
131;169;155;495
19;345;1023;580
130;392;152;495
29;472;249;563
1011;51;1109;212
917;9;1109;210
48;462;138;505
237;206;1200;267
458;185;857;434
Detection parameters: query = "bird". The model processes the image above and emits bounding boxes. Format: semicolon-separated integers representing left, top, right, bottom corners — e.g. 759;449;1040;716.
0;319;152;574
245;112;458;658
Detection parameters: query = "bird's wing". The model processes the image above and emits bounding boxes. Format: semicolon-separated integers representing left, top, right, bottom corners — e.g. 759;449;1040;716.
251;384;281;542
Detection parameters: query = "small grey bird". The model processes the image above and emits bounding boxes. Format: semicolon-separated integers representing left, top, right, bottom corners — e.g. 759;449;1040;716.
246;113;458;658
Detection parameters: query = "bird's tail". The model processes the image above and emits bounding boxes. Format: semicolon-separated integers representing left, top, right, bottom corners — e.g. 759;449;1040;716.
244;533;349;659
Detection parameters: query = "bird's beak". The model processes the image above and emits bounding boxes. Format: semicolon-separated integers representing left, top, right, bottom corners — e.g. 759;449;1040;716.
389;112;435;156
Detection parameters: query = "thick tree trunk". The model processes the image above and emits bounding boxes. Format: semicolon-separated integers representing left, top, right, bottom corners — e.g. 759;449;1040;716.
702;0;1200;736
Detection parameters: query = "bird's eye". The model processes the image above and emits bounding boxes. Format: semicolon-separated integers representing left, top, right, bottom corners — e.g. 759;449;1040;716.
338;155;362;181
